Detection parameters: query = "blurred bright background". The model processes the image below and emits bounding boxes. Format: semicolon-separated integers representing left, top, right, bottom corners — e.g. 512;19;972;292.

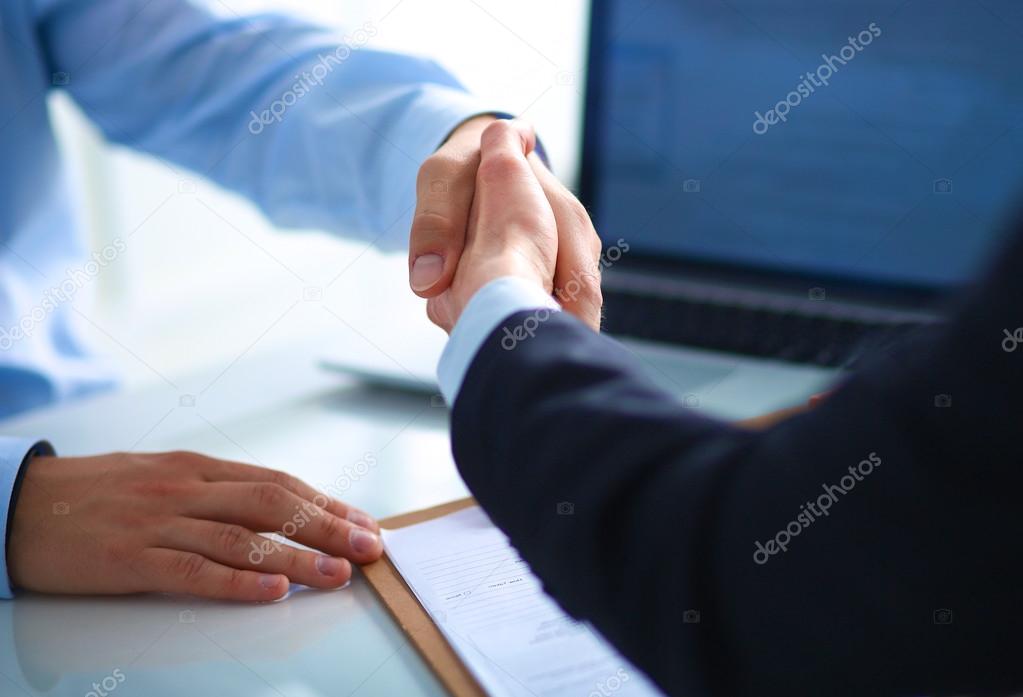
50;0;589;388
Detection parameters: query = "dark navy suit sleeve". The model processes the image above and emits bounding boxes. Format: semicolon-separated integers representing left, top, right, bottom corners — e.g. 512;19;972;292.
450;223;1023;697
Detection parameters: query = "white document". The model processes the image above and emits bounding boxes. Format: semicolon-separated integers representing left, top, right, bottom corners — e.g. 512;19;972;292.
382;506;664;697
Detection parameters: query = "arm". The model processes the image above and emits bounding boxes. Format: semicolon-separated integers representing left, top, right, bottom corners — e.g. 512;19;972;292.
34;0;490;247
36;0;605;313
429;123;1023;694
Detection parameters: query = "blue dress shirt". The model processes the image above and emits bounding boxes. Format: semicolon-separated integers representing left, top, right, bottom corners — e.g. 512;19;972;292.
0;0;494;596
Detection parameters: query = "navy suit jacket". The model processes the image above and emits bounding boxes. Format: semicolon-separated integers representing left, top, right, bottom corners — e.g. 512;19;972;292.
449;222;1023;696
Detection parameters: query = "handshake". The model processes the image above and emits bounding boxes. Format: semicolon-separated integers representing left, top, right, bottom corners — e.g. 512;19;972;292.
4;118;798;603
407;117;604;333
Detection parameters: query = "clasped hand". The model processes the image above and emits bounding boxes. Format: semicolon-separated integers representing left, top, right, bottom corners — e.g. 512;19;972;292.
409;118;603;332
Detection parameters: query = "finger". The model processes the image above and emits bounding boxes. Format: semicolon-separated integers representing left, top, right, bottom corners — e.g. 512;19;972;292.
476;119;538;200
409;116;496;297
196;459;379;533
528;154;604;330
135;548;289;601
474;121;555;272
409;156;476;297
159;518;352;590
184;482;383;563
808;391;831;408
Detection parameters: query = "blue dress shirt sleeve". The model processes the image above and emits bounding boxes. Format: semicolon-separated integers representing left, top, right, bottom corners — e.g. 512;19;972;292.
32;0;500;249
0;437;55;599
437;277;561;405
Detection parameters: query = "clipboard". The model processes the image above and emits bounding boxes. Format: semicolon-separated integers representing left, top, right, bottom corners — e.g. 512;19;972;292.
360;497;486;697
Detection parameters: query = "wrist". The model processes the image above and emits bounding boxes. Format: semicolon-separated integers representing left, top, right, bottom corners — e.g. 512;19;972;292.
453;259;551;322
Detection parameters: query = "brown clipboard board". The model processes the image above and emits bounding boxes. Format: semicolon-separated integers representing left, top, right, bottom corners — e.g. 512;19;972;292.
360;497;487;697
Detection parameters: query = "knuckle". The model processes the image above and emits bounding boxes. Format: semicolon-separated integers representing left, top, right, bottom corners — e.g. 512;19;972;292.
426;299;442;327
215;525;247;555
221;568;247;596
253;482;287;509
266;469;296;492
482;119;515;142
281;549;303;576
478;152;523;185
155;450;210;473
582;275;604;307
165;450;199;464
417;153;459;187
130;480;182;501
101;541;134;568
321;514;346;540
565;196;591;225
557;269;602;306
170;552;208;583
411;210;455;236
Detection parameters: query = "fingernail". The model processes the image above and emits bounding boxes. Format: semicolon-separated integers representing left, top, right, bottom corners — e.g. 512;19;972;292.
316;555;345;576
411;254;444;291
350;528;380;555
260;574;283;589
347;509;376;530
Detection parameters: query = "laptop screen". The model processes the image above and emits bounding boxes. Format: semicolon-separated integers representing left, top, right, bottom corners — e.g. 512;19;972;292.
581;0;1023;290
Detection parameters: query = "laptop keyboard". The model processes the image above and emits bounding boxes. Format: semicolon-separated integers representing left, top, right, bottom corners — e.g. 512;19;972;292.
601;287;937;368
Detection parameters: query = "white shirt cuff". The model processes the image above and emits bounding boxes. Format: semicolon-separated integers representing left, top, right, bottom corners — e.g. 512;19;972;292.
437;277;561;405
0;437;54;599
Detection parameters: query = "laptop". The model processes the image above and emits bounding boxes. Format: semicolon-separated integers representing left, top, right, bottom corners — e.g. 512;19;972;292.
323;0;1023;418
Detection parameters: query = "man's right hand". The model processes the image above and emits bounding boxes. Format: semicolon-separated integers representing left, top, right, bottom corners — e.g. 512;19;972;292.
8;452;383;601
420;120;602;333
410;118;603;331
